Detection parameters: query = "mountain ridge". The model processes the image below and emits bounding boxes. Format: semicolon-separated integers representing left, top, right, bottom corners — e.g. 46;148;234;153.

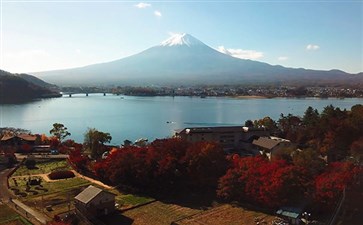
0;70;61;103
34;33;362;86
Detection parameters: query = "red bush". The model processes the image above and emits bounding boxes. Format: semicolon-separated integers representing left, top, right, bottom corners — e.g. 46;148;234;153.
48;170;75;180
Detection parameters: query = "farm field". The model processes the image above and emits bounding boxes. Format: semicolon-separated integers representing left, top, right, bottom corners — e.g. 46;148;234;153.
116;201;202;225
9;160;92;217
9;175;91;218
174;204;276;225
8;159;157;218
12;160;70;176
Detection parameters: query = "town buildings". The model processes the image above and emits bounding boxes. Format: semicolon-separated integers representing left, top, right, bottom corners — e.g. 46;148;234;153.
175;126;269;155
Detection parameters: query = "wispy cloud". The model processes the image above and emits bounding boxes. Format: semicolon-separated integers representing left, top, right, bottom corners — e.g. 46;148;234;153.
135;2;151;9
216;46;263;60
154;10;162;17
278;56;288;61
306;44;320;50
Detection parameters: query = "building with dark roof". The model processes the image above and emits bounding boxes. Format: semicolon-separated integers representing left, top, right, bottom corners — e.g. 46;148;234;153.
252;136;293;159
74;185;116;217
0;134;38;153
175;126;269;154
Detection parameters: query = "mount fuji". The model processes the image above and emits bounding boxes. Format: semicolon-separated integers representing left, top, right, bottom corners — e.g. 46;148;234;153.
35;33;362;86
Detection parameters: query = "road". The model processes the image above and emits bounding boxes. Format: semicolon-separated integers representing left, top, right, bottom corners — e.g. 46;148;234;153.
15;153;69;160
0;165;14;203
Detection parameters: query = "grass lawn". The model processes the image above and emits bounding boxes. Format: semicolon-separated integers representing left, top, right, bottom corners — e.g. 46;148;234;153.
13;160;70;176
115;194;154;209
0;205;32;225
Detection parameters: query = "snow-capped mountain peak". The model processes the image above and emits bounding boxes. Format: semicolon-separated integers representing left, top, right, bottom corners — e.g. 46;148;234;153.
160;33;204;47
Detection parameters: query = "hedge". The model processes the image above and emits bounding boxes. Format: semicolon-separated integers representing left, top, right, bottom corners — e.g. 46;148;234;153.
48;170;75;180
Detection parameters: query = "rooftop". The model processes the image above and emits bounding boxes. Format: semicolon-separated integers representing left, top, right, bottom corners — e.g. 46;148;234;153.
176;126;267;134
252;137;285;150
74;185;103;204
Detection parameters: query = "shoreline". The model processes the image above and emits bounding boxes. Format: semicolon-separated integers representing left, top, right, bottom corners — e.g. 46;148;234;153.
232;95;269;99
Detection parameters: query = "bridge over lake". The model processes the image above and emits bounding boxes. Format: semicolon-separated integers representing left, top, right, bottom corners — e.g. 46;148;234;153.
61;92;110;97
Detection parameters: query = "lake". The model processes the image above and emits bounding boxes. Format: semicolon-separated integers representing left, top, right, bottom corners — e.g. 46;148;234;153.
0;94;361;145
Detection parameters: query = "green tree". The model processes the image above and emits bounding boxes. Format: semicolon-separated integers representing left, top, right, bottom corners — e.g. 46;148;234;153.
84;128;112;159
25;158;36;169
244;120;254;127
49;123;71;142
302;106;320;128
292;148;325;177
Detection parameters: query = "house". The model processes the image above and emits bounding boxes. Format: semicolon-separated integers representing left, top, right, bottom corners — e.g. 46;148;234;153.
0;134;37;146
252;136;293;159
0;134;38;153
74;185;116;218
175;126;269;154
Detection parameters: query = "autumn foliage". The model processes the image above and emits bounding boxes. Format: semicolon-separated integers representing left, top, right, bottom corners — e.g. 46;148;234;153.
314;162;360;207
279;104;363;162
68;145;88;171
72;104;363;210
217;155;309;208
93;138;227;193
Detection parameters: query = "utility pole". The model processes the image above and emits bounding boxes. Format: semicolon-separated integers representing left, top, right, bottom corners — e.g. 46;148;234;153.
67;191;71;213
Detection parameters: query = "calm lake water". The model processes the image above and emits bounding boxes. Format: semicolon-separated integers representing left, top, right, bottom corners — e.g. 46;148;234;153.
0;94;362;145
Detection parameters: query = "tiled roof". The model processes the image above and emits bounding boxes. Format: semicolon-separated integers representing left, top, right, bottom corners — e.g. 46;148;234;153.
0;134;15;141
0;134;37;142
17;134;37;141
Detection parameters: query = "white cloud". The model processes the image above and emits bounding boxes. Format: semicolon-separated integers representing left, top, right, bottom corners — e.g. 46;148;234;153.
278;56;288;61
75;49;81;54
306;44;320;50
216;46;264;60
135;2;151;8
154;10;162;17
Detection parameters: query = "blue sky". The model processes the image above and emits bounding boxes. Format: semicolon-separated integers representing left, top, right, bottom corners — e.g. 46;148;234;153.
1;0;362;74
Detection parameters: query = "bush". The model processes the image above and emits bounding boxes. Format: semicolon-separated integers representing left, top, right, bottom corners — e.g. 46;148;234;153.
25;159;36;169
48;170;75;180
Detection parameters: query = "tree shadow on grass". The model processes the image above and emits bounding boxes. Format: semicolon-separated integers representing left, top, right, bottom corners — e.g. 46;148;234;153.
99;212;134;225
115;185;216;210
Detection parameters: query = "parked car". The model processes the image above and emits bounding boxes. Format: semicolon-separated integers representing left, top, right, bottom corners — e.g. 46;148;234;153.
50;149;59;155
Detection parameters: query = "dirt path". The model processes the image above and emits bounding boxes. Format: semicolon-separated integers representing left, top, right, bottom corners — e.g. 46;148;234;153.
11;170;114;189
71;170;114;189
11;173;56;182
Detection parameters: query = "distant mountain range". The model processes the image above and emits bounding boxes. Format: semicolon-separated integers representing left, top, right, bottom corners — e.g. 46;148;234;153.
34;33;363;86
0;70;61;103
